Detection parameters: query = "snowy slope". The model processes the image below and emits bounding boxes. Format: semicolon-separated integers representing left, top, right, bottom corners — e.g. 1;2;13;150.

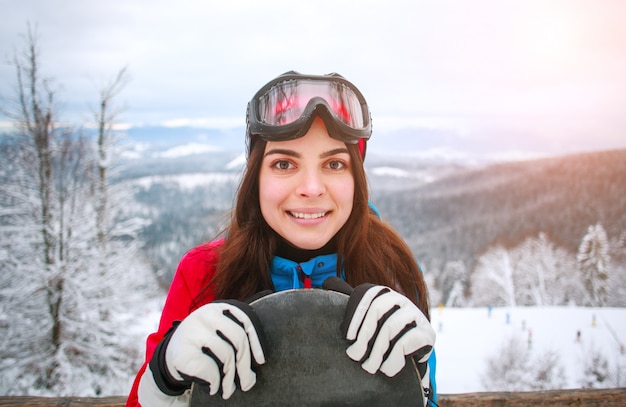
432;306;626;393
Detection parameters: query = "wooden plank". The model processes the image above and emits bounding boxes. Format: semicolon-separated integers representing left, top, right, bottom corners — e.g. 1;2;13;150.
438;388;626;406
0;396;126;407
0;388;625;406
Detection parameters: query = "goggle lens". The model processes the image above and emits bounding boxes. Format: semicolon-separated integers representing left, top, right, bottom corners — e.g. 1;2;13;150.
256;79;366;129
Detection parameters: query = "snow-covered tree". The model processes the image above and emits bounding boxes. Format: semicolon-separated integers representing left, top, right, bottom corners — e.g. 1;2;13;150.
514;233;576;306
421;264;442;308
0;26;155;396
577;340;626;388
470;234;579;307
0;25;68;392
579;345;611;389
440;260;467;307
470;246;517;307
607;230;626;307
483;336;532;391
483;336;567;391
529;351;567;390
577;224;610;306
93;66;129;250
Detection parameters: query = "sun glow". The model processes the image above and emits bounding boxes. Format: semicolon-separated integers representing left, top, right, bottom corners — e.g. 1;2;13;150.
520;11;581;79
532;17;574;58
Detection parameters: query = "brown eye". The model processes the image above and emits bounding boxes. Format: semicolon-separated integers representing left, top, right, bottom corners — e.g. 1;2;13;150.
327;160;346;170
273;160;294;170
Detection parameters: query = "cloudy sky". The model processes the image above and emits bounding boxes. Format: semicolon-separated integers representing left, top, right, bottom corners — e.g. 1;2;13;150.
1;0;625;158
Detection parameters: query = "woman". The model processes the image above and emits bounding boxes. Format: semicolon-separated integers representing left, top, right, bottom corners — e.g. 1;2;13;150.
127;71;437;406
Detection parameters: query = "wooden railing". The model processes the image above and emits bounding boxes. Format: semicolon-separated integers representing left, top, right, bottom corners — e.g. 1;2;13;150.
0;388;625;406
439;388;626;406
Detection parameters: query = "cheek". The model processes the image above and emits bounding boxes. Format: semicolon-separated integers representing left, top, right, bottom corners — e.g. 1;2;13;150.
259;176;285;213
334;177;355;209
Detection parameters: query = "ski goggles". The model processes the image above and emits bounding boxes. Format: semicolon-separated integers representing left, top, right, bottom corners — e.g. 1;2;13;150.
246;71;372;156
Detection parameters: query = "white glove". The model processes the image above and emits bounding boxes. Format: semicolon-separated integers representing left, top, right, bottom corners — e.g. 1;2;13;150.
153;300;267;400
341;284;435;378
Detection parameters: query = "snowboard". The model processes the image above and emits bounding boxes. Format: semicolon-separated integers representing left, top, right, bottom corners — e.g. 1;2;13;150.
189;288;424;406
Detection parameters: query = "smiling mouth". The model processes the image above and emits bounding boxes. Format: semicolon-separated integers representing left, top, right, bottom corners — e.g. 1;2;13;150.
289;211;328;220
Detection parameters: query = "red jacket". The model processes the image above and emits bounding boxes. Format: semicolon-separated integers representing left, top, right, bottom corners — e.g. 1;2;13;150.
126;239;224;406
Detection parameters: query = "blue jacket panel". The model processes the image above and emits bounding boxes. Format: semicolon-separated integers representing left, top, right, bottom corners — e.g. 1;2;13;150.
271;254;342;290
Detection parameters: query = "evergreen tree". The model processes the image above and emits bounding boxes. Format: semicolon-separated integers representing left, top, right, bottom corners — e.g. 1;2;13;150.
577;224;610;306
607;231;626;307
441;260;467;307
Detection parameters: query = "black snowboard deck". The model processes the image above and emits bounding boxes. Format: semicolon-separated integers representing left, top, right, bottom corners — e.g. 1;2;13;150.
190;289;424;406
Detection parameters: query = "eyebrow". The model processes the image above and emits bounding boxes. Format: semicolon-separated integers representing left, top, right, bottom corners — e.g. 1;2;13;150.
264;148;300;158
320;148;350;159
264;147;350;159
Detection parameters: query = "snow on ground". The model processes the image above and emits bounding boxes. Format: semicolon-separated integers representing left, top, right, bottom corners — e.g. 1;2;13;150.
132;301;626;395
432;306;626;393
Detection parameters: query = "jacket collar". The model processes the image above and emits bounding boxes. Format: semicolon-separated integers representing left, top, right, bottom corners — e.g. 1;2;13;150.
270;254;343;291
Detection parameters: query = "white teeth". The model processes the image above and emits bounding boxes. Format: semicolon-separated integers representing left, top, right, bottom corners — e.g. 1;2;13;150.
290;211;326;219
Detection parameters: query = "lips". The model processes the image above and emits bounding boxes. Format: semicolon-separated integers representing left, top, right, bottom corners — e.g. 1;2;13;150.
289;211;328;220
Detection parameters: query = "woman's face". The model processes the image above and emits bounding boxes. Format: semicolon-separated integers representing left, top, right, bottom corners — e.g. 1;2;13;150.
259;117;355;250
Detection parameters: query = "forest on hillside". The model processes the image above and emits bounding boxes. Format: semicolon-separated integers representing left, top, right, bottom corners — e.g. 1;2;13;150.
372;149;626;307
374;149;626;269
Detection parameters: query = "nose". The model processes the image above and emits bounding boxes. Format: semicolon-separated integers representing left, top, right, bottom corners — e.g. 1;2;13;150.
296;168;326;198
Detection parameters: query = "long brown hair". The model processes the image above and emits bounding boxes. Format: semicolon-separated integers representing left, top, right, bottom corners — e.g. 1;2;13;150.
198;137;431;319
